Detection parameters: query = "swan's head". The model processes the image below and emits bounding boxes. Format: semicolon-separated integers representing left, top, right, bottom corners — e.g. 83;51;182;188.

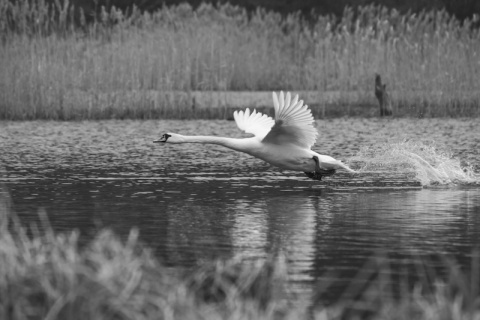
153;133;184;144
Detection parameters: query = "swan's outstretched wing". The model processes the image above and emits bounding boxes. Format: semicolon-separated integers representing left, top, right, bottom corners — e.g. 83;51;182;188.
262;91;318;148
233;108;275;140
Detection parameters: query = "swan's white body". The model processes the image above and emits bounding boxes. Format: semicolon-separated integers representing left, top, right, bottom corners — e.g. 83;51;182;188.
155;91;355;177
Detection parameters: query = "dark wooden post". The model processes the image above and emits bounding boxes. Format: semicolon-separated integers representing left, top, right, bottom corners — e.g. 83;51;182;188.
375;74;393;116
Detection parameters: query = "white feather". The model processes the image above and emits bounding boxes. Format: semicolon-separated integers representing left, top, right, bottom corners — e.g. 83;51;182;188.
233;108;275;140
263;91;318;149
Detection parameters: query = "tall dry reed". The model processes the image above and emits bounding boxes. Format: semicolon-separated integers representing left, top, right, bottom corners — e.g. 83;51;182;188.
0;1;479;119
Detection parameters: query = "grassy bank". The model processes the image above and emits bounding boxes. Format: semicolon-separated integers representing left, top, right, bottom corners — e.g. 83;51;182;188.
1;1;480;119
1;182;480;319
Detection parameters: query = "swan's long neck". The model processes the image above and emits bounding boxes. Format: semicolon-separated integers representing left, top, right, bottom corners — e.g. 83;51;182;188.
175;135;256;153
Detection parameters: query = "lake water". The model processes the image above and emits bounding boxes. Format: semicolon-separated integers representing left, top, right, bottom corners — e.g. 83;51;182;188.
1;118;479;301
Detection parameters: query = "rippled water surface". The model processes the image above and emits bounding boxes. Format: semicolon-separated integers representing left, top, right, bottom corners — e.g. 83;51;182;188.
1;118;479;299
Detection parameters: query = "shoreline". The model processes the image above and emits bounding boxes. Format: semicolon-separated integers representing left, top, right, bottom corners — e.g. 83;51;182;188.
1;90;479;120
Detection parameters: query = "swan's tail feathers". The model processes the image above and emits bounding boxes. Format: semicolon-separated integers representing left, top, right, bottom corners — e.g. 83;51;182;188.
337;161;356;173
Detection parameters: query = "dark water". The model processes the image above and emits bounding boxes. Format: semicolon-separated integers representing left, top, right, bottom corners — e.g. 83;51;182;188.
1;119;479;299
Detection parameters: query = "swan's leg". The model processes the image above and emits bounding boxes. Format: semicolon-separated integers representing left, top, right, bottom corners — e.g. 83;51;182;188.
313;156;336;176
305;156;336;180
304;171;318;180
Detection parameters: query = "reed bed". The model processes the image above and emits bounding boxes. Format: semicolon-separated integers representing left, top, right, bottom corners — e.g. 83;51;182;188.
1;182;480;319
0;1;479;119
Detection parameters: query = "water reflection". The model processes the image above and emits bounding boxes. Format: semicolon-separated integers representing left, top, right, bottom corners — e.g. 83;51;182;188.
230;195;326;284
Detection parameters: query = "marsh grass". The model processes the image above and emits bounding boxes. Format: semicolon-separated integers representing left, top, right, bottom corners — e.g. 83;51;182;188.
1;181;480;319
1;1;480;119
0;182;297;319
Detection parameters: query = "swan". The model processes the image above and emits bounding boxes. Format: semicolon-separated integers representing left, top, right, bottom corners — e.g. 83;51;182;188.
154;91;355;180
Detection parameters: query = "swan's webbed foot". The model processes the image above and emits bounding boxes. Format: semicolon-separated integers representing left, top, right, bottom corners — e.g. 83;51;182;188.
305;156;336;181
304;171;323;180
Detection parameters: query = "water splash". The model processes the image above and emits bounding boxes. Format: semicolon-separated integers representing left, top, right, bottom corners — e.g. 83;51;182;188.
351;140;479;187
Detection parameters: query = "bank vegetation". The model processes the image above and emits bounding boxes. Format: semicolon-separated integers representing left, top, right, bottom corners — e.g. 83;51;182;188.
1;0;479;119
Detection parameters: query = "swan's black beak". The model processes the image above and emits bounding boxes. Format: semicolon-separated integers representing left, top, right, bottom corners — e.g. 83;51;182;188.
153;133;171;143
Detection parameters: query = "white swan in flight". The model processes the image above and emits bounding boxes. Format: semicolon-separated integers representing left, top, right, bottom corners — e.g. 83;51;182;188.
154;91;355;180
